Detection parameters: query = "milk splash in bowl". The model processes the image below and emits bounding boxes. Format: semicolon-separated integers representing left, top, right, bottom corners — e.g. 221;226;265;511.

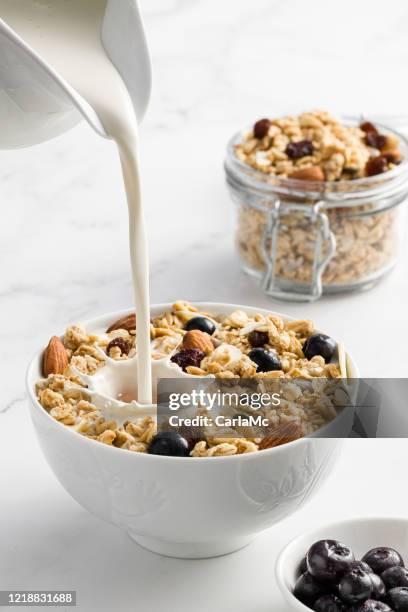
0;0;152;403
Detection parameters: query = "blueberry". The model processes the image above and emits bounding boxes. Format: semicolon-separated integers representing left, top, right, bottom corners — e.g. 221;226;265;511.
362;548;404;575
313;594;347;612
148;432;189;457
369;572;386;600
298;555;308;576
382;567;408;590
293;572;329;605
352;601;393;611
185;316;216;335
338;565;373;604
307;540;354;585
347;562;385;598
350;561;374;574
248;348;281;372
303;334;336;362
387;587;408;611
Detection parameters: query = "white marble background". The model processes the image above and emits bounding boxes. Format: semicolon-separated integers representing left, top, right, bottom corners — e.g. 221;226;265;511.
1;0;408;610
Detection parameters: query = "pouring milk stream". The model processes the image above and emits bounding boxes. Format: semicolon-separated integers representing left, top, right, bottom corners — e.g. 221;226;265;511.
0;0;152;404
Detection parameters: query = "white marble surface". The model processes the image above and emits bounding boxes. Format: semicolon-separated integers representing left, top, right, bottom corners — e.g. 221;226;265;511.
1;0;408;610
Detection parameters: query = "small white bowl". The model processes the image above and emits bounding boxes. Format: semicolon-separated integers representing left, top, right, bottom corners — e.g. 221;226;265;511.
276;516;408;610
26;302;358;559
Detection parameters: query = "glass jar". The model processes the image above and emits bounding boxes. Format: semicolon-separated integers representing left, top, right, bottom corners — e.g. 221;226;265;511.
225;122;408;301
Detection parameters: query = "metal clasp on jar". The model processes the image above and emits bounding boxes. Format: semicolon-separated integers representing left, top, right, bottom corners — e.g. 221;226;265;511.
261;199;336;302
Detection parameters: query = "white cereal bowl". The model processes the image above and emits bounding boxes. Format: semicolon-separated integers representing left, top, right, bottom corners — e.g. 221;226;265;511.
26;303;359;559
276;517;408;610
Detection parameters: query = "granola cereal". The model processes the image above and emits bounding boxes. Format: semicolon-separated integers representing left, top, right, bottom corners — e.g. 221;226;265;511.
228;111;408;291
36;302;345;458
235;111;402;180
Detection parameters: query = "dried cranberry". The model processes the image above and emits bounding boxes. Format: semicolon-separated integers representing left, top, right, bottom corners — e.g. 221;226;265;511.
171;349;205;371
253;118;271;139
360;121;378;134
286;139;314;159
365;155;388;176
248;330;269;348
365;132;387;150
107;337;131;356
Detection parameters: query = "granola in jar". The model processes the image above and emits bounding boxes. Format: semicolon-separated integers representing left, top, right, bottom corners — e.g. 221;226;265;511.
36;302;347;458
226;111;408;300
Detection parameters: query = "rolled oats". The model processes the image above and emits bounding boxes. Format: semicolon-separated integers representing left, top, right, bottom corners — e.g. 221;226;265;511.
236;203;400;287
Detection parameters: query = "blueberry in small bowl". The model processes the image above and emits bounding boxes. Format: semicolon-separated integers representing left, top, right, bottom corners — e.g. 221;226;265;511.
276;517;408;611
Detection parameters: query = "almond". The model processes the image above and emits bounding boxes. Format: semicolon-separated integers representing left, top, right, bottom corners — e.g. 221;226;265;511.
291;166;325;182
384;149;403;165
42;336;69;377
182;330;214;354
106;313;136;333
381;133;400;153
258;421;302;450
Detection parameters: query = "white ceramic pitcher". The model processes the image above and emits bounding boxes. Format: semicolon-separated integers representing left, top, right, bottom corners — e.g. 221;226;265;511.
0;0;151;148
